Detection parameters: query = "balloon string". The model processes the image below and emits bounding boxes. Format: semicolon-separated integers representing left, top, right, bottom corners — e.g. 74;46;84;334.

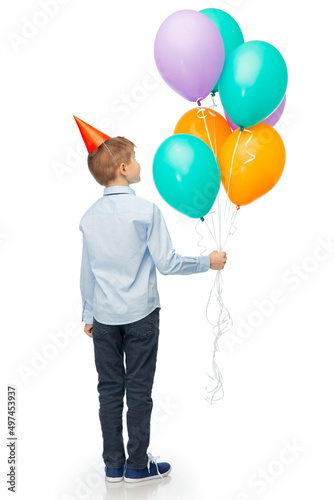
195;208;221;261
196;104;215;153
196;213;232;400
202;203;239;404
195;98;241;404
195;221;207;257
221;205;238;250
196;100;222;248
221;127;253;245
210;93;218;110
221;129;241;241
208;211;218;245
210;93;218;160
242;128;255;164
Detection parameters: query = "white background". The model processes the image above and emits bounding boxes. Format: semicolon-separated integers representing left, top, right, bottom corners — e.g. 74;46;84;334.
1;0;334;499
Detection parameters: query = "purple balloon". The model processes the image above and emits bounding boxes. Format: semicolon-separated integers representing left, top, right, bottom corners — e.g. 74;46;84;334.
154;10;225;102
225;94;287;130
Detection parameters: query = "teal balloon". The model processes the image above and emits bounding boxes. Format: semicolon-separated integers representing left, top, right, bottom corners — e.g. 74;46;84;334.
218;40;288;128
153;134;221;219
200;8;244;94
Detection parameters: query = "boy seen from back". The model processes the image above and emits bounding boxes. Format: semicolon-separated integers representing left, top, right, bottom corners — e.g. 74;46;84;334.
76;117;227;483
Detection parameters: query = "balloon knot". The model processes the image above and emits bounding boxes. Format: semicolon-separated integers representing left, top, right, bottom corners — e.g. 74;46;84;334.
196;98;203;107
200;217;205;222
236;205;240;211
239;127;244;131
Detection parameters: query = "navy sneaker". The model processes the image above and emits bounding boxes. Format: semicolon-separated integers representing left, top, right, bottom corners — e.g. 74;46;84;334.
105;464;126;482
124;453;171;483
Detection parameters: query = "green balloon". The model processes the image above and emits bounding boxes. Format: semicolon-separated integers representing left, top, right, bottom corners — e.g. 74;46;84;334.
200;8;244;94
153;134;221;219
218;40;288;128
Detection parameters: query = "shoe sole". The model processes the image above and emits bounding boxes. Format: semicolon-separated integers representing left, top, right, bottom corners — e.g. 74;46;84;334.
124;466;172;483
105;475;124;483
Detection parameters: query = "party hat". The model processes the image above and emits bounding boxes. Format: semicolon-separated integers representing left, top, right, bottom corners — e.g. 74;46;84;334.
73;116;110;153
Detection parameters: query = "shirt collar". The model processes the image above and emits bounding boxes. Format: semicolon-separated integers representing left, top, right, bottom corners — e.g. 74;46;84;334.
103;185;136;196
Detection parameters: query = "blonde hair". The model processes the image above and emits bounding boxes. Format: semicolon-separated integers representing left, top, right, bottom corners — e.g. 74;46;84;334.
87;137;136;186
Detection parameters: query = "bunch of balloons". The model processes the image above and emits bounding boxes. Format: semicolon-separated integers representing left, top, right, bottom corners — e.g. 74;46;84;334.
153;8;288;217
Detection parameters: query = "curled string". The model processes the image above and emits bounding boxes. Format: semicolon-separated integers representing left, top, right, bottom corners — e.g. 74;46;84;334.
210;93;217;110
195;98;240;404
195;204;238;404
195;219;209;256
196;103;216;154
209;92;237;249
206;211;218;245
203;127;255;402
220;128;254;245
196;100;222;248
242;128;255;165
195;210;218;259
203;201;239;404
204;270;233;403
220;129;242;242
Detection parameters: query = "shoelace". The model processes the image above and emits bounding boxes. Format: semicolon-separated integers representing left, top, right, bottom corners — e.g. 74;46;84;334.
147;453;164;479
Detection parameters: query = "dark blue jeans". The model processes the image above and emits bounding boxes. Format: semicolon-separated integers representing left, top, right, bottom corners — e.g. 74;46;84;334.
92;307;160;469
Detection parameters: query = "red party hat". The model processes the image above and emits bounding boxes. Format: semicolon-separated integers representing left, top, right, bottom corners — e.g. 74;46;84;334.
73;116;110;153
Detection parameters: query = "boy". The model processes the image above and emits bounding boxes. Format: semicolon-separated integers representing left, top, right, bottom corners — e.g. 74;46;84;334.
76;117;227;483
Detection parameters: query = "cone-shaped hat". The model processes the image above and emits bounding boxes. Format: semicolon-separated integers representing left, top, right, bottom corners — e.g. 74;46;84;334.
73;116;110;153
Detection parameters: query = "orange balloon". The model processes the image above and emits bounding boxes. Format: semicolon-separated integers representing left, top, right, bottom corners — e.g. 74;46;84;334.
174;107;231;153
217;123;286;206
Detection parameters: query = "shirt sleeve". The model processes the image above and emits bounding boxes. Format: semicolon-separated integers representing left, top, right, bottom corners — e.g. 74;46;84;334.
79;225;96;324
147;204;210;275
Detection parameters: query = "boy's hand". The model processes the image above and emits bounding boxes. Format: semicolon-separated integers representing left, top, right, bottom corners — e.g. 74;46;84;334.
84;324;93;338
209;250;227;270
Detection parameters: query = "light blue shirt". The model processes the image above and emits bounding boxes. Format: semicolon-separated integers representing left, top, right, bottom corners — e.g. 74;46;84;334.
79;185;211;325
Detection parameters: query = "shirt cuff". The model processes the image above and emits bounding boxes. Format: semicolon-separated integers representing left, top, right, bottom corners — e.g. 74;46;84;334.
198;255;210;272
82;301;94;324
83;315;93;324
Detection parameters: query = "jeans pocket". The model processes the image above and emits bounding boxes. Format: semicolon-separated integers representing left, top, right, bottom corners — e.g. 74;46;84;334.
129;308;160;339
92;318;109;340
